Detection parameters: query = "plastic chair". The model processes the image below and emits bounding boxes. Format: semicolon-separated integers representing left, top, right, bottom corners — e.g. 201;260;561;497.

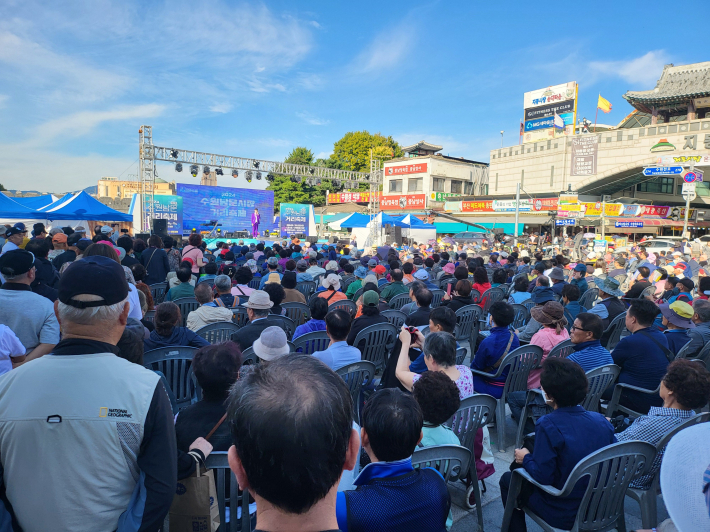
351;287;364;303
240;347;259;365
614;273;627;285
511;304;530;330
329;298;357;317
673;339;694;360
640;285;657;299
292;331;331;355
295;281;316;300
336;360;376;424
430;289;445;309
144;309;156;324
231;307;249;328
521;299;536;313
582;364;621;412
579;287;599;310
444;394;497;531
381;309;407;329
470;345;543;451
691;341;710;368
204;452;252;532
627;412;710;529
411;444;471;485
601;311;627;350
143;346;199;410
341;276;357;291
352;323;397;373
501;441;656;532
455;346;467;365
477;287;506;319
195;322;241;344
281;302;310;326
546;338;575;360
389;293;411;311
173;297;200;327
149;282;167;304
455;304;483;356
604;382;661;419
263;315;296;340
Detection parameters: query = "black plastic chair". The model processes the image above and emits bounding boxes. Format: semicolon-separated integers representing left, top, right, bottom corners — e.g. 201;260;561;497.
336;360;376;424
430;289;445;309
546;338;574;360
292;331;331;355
455;304;482;357
247;278;261;290
389;293;411;311
329;298;357;318
511;304;530;330
295;281;316;300
149;282;167;304
381;309;407;329
601;311;627;350
263;315;296;340
173;297;200;327
195;322;241;344
204;452;253;532
411;444;471;484
143;346;199;410
281;302;310;326
231;307;249;328
352;323;397;373
579;287;599;310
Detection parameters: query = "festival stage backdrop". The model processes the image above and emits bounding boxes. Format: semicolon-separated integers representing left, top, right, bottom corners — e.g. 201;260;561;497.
176;184;274;234
279;203;316;237
150;195;183;234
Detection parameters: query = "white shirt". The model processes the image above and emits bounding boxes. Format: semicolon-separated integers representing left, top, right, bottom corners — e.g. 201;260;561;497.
0;241;19;257
127;284;143;321
0;325;25;376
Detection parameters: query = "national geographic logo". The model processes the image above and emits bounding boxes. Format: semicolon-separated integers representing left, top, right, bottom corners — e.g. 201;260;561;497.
99;407;133;419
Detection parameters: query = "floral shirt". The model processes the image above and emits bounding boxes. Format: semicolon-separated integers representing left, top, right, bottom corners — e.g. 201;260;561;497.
412;365;474;399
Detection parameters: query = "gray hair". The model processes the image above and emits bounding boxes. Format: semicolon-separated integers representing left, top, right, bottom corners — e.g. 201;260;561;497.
422;331;457;368
250;307;270;319
215;274;232;292
537;275;550;287
693;299;710;323
56;294;128;325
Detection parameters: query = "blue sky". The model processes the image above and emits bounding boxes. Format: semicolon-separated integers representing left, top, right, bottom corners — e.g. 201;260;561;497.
1;0;709;193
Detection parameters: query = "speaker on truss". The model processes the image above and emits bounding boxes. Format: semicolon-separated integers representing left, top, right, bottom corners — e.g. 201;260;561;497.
151;218;168;239
306;236;319;245
394;226;402;243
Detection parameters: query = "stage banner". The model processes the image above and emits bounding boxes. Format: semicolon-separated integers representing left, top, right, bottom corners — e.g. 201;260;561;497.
151;195;183;234
176;183;274;234
279;203;316;237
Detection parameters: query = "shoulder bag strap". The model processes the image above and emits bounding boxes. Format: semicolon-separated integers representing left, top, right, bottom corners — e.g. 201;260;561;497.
638;330;675;362
326;290;338;302
205;413;228;442
485;332;516;373
145;248;157;270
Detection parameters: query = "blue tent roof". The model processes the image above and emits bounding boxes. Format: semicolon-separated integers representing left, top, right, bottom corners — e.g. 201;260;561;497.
398;214;435;229
0;193;47;219
13;195;57;209
40;191;132;222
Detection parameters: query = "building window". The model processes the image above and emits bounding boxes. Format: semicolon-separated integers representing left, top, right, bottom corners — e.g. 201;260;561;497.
389;179;402;193
451;180;462;194
638;177;674;194
432;178;445;192
464;182;474;195
408;178;422;192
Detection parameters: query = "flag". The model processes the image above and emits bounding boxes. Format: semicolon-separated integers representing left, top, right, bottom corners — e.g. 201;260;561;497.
597;94;612;113
553;112;564;129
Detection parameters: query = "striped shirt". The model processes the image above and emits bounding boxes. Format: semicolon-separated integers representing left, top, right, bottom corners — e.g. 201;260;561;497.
566;340;613;372
616;407;696;489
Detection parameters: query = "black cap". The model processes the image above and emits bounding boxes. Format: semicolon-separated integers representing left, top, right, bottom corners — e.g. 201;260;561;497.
679;277;695;290
4;227;23;238
58;256;128;308
0;249;35;277
75;238;92;252
67;233;83;246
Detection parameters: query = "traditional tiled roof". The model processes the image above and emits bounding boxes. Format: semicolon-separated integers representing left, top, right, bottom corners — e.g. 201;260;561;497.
401;140;443;153
623;61;710;113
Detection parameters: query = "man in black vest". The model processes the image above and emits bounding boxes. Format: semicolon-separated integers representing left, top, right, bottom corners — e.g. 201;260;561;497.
588;277;627;344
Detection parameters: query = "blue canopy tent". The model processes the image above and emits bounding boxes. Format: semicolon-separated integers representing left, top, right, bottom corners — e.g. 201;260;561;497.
398;214;436;229
0;193;48;221
13;195;58;210
328;212;373;230
40;191;132;222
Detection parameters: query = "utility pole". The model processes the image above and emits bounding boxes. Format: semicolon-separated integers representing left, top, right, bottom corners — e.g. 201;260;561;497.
500;131;504;148
600;195;606;241
682;163;695;238
514;183;520;246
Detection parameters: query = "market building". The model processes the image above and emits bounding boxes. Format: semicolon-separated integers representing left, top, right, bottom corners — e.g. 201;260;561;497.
97;176;175;199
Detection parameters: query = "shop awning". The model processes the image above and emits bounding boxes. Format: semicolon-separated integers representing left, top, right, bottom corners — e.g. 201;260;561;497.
582;217;710;228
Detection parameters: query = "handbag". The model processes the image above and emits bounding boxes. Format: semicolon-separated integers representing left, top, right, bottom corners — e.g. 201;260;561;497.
168;415;227;532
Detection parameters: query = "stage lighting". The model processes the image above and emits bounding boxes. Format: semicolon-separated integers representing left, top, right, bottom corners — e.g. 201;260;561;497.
256;172;262;180
315;178;322;186
309;168;315;175
190;164;198;177
215;168;223;175
232;169;238;178
333;179;340;187
170;149;178;158
245;171;253;183
291;175;301;184
253;161;260;169
175;163;183;172
203;166;210;174
266;173;275;182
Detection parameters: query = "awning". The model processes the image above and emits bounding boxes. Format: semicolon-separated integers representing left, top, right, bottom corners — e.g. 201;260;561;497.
581;217;710;228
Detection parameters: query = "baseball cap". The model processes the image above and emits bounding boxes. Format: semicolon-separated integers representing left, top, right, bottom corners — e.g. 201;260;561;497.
100;225;112;234
52;233;68;243
67;233;83;246
296;259;308;270
413;269;429;280
76;239;92;252
534;262;546;272
58;256;128;308
362;290;379;307
573;263;587;272
4;227;23;238
13;223;26;232
267;256;279;266
0;249;35;277
679;277;695;290
367;259;378;267
373;265;386;275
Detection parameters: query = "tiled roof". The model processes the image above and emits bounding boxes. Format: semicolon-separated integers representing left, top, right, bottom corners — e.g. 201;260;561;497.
623;62;710;112
401;140;443;153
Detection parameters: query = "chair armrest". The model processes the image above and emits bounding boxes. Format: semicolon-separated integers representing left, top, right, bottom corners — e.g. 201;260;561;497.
470;367;504;379
604;382;656;415
512;468;563;497
611;382;659;395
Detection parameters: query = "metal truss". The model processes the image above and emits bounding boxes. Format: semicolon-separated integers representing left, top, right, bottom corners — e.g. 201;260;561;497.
366;158;383;247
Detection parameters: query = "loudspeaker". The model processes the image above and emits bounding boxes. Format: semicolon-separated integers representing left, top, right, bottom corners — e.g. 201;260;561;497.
306;236;319;245
136;232;150;242
394;226;402;242
401;236;409;245
235;231;249;239
151;218;168;238
294;233;307;240
328;236;339;244
384;223;393;236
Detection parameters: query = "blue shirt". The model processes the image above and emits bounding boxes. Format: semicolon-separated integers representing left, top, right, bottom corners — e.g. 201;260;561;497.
471;326;520;385
567;340;613;372
296;272;313;282
312;341;361;371
570;277;588;296
259;271;283;289
292;319;326;341
563;301;583;323
663;329;690;356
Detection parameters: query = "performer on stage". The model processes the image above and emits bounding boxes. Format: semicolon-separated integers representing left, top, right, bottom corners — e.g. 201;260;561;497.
251;208;261;238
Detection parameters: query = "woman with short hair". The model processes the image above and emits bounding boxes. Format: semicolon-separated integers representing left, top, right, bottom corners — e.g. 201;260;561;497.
508;276;532;305
182;233;206;275
441;279;475;313
281;271;306;304
139;235;171;285
143;302;210;351
231;266;254;299
293;297;329;340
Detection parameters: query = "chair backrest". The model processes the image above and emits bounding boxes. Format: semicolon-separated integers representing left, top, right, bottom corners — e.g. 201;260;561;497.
553;441;656;531
341;275;357;291
582;364;621;412
444;394;497;453
511;304;530;330
329;298;357;317
640;285;656;299
521;299;536;313
247;278;261;290
455;346;467;365
240;347;259;365
674;339;694;360
480;287;506;315
204;452;252;532
352;323;397;372
547;338;575;360
613;274;627;285
411;445;471;484
143;347;200;410
312;274;324;287
263;315;296;340
469;288;481;303
693;341;710;364
579;287;599;310
295;281;316;299
381;309;407;329
281;302;311;326
454;304;482;345
351;287;364;303
199;278;216;289
173;297;200;326
389;292;411;310
602;311;627;351
195;322;241;344
149;282;167;304
336;360;376;421
430;289;445;309
231;307;250;327
292;331;331;355
655;412;710;453
500;345;544;398
144;309;156;324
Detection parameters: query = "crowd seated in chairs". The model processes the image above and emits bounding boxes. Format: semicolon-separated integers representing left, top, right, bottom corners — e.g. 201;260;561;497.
144;301;210;351
185;282;234;331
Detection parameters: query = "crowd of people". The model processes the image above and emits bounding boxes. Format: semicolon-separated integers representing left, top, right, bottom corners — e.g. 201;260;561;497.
0;220;709;531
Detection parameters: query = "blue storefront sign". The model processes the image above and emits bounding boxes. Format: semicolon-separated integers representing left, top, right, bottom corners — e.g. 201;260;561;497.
642;166;683;176
524;112;574;132
615;221;643;228
555;219;576;226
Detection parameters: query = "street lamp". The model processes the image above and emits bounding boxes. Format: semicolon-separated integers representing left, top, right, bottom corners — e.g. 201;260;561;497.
500;130;504;148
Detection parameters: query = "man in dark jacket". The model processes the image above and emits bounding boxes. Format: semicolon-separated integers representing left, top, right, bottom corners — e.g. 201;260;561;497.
347;290;388;345
588;277;626;331
52;233;80;272
404;288;433;327
230;290;274;352
24;238;59;301
140;235;171;285
624;266;652;299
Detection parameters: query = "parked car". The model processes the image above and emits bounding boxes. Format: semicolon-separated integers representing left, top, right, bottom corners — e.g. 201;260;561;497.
452;232;492;246
639;239;677;254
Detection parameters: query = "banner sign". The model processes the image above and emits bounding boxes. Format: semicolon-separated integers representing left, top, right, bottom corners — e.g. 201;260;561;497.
459;198;557;213
621;205;641;217
570;136;599;176
280;203;311;237
380;194;426;210
524;100;576;121
151;195;183;235
580;203;624;217
327;191;373;204
556;219;576;226
176;183;274;234
524;113;574;132
615;221;643;228
385;163;428;176
429;192;460;202
656;154;710;166
524;82;577;108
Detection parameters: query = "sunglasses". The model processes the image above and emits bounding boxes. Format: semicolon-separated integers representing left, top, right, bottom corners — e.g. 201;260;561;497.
570;325;591;332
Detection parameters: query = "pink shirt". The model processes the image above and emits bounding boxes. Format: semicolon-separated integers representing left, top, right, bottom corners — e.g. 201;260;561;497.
182;246;204;274
527;326;570;389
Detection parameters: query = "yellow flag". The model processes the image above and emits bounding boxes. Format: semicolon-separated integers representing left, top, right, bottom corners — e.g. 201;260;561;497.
597;94;612;113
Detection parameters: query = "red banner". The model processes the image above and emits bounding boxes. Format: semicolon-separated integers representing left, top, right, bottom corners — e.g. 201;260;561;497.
385;163;428;176
461;200;494;212
639;205;670;217
380;194;426;209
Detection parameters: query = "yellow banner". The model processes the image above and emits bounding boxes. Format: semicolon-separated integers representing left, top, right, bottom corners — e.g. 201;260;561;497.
580;203;623;217
559;204;582;212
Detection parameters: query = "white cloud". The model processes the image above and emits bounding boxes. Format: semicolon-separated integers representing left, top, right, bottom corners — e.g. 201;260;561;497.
0;94;7;108
315;151;331;160
309;20;321;29
209;103;233;113
350;23;416;75
248;80;287;93
588;51;671;85
296;111;330;126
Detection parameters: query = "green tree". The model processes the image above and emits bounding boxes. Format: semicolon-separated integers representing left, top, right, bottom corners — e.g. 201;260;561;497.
284;147;314;166
267;175;310;211
329;131;403;172
0;183;5;191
